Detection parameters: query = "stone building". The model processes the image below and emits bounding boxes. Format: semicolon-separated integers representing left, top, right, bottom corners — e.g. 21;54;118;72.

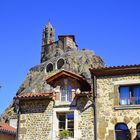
90;65;140;140
13;21;104;140
1;21;140;140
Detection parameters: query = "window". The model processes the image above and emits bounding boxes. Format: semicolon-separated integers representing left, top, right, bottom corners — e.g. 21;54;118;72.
46;63;53;72
57;113;74;137
61;86;72;102
57;58;65;69
115;123;131;140
119;85;140;105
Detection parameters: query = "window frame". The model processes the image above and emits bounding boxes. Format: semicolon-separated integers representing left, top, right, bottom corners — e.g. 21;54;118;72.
119;85;140;105
57;112;74;138
60;85;72;102
113;80;140;108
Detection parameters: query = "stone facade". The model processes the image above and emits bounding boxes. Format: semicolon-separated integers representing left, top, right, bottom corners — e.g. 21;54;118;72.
19;99;53;140
17;96;94;140
96;73;140;140
77;98;94;140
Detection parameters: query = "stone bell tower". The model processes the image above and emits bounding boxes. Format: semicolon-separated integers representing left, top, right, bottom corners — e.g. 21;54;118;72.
41;21;55;63
42;21;55;45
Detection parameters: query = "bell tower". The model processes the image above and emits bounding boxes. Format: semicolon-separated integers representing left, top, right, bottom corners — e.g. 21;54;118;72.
41;21;55;63
42;21;55;45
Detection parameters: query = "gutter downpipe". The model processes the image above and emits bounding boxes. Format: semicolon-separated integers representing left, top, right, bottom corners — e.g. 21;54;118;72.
15;99;20;140
93;75;97;140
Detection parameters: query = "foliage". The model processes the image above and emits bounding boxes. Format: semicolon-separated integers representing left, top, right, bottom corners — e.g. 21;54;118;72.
59;129;70;139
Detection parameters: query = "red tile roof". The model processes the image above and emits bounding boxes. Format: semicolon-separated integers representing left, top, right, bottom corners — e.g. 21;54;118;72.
15;92;53;100
90;64;140;76
0;123;16;135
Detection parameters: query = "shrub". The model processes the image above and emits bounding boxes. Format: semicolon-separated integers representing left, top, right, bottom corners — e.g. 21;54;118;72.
59;129;70;139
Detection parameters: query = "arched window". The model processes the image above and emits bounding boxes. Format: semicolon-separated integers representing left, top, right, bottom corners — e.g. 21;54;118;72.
57;58;65;69
115;123;131;140
136;123;140;140
61;86;72;102
46;63;53;72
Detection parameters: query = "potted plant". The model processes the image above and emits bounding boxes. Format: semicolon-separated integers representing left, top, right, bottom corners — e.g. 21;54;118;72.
59;129;70;140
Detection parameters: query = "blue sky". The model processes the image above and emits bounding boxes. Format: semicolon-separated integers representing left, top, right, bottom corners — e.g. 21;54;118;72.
0;0;140;114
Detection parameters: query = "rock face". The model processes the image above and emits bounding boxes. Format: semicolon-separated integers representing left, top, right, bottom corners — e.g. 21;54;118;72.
0;102;16;123
17;49;104;96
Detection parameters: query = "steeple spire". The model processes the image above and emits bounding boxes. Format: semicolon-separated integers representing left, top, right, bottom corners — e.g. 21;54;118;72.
41;21;55;63
42;21;55;45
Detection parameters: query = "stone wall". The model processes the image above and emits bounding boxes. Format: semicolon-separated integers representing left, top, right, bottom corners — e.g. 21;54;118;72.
19;99;53;140
77;97;94;140
96;74;140;140
18;95;94;140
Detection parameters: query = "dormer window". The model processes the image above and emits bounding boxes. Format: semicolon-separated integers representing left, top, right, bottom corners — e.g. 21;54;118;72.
61;86;72;102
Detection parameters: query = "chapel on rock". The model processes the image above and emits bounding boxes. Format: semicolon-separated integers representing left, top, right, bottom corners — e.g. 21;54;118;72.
14;21;104;140
1;22;140;140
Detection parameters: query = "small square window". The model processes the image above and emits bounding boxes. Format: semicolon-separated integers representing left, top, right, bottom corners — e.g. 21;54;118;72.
61;86;72;102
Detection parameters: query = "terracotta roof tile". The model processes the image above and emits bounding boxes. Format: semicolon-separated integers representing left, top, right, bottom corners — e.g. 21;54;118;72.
90;64;140;76
15;92;53;100
0;123;16;135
